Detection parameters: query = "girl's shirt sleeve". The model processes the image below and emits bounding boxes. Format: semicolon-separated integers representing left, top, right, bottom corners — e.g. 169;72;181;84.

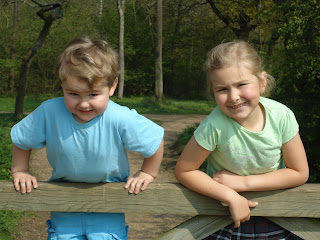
194;115;219;152
280;107;299;144
11;103;46;150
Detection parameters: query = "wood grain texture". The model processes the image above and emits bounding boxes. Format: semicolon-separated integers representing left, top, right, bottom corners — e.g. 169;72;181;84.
267;217;320;240
155;215;232;240
0;181;319;218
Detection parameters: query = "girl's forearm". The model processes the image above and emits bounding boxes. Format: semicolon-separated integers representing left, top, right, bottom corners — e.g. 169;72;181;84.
243;168;309;192
175;168;239;205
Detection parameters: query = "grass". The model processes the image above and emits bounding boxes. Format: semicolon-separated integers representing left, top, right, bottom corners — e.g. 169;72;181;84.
0;113;27;240
0;95;215;115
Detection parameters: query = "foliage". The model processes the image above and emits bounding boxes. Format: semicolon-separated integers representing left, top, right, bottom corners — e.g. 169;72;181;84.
268;0;320;182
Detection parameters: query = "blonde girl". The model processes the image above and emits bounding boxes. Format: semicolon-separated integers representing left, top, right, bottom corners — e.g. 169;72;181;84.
175;40;308;239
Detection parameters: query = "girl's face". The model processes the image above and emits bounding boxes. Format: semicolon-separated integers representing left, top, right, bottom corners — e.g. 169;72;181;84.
62;76;117;123
211;65;267;131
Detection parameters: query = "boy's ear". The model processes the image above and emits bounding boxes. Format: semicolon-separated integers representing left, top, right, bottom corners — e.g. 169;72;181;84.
109;78;118;96
259;72;267;94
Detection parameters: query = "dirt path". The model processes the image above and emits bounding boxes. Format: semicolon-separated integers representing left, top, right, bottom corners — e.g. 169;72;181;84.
13;114;206;240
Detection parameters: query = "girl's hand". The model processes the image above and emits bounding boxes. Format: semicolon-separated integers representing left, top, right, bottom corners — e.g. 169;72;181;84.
124;170;154;194
213;170;247;192
12;171;38;194
228;195;258;228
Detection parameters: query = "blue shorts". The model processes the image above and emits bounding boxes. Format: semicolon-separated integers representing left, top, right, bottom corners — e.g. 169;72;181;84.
46;212;128;240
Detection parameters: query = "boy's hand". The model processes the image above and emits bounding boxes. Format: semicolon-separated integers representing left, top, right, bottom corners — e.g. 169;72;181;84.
213;170;247;192
12;171;38;194
228;194;258;228
124;170;154;194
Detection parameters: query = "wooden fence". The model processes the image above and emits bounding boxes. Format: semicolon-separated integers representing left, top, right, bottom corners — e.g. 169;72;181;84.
0;181;319;239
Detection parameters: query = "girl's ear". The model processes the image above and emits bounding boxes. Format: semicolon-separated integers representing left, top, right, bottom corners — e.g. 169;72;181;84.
259;71;267;95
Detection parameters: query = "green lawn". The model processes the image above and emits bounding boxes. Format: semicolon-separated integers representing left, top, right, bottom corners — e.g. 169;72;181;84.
0;95;215;115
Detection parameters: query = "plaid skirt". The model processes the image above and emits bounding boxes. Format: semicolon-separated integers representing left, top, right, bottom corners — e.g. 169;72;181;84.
203;217;303;240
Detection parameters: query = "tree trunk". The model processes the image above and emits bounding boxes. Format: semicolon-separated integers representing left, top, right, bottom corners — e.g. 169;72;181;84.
117;0;125;99
8;1;18;94
155;0;163;101
14;1;65;119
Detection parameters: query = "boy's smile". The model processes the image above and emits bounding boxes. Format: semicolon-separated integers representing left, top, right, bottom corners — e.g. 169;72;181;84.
61;76;117;123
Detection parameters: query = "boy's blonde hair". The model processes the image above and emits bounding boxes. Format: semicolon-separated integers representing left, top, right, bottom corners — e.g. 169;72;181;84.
204;40;275;97
56;37;119;88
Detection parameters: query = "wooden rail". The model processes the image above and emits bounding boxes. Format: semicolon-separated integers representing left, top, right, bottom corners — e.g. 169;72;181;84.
0;181;319;239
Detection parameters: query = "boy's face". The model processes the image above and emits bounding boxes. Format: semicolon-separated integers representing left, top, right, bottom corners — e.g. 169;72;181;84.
61;76;117;123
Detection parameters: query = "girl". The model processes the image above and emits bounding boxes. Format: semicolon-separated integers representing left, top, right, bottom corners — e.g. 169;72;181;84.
175;40;309;239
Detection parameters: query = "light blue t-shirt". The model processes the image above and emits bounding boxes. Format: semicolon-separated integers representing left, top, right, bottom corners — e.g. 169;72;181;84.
194;97;299;177
11;97;164;183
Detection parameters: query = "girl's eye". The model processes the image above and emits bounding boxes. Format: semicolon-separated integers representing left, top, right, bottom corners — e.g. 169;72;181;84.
70;93;78;96
239;83;247;87
90;94;98;97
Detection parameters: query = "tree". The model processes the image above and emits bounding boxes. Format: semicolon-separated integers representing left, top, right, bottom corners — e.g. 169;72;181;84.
154;0;163;101
14;0;66;119
7;0;19;94
269;0;320;182
206;0;260;40
117;0;125;99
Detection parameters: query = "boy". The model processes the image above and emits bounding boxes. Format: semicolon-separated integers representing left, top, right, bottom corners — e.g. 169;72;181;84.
11;37;164;240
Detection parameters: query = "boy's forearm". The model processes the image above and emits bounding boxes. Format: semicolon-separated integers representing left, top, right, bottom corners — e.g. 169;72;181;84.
141;139;164;178
11;145;32;174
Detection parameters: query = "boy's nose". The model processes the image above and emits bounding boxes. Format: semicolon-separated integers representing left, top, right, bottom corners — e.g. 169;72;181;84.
79;100;90;108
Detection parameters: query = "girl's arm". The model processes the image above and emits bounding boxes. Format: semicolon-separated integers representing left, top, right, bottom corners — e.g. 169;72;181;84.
175;136;258;228
125;139;164;194
11;145;38;194
212;133;309;192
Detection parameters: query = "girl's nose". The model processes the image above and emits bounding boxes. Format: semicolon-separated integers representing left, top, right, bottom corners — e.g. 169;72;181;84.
228;89;240;103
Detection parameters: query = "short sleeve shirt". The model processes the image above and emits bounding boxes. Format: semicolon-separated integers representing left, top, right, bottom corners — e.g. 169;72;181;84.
11;98;164;183
194;97;299;176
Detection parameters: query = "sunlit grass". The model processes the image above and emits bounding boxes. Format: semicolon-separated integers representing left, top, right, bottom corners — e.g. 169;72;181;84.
0;95;215;115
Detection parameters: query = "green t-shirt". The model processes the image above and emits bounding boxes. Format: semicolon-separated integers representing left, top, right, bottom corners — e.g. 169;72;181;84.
194;97;299;177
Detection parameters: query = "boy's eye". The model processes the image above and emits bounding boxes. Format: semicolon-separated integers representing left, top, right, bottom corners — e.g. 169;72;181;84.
70;93;78;96
90;94;98;97
217;88;227;92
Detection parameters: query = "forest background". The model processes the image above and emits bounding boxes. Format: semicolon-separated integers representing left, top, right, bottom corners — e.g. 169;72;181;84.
0;1;319;180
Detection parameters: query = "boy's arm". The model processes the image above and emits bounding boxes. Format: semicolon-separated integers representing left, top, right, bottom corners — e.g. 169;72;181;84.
175;136;258;228
212;133;309;192
11;145;38;194
125;139;164;194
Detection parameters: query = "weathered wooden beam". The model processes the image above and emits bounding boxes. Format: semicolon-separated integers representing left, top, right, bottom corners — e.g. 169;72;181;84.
155;215;232;240
267;217;320;240
0;181;320;218
155;215;320;240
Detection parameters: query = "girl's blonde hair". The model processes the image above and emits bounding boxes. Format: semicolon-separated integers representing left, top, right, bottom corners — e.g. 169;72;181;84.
56;37;119;88
203;40;275;97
